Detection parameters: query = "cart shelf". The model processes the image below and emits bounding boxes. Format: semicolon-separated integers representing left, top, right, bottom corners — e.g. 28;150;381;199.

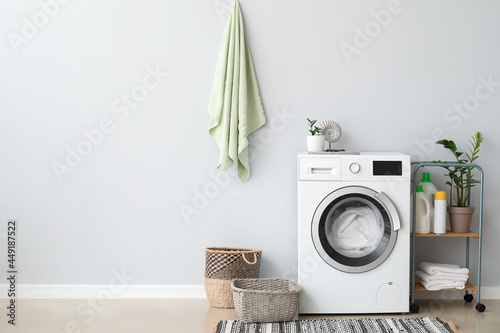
411;230;479;239
410;161;485;314
414;282;478;294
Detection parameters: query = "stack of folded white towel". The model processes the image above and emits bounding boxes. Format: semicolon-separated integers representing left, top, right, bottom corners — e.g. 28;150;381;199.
416;262;469;291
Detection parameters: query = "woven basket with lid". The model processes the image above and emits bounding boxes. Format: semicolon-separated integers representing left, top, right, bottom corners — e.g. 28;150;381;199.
204;247;262;308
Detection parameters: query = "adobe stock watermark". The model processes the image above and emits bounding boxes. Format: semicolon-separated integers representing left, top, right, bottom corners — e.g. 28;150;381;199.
340;0;403;64
7;0;73;54
282;255;320;281
178;106;296;224
56;268;134;333
51;65;168;182
410;74;498;161
212;0;233;21
414;289;466;317
443;74;499;130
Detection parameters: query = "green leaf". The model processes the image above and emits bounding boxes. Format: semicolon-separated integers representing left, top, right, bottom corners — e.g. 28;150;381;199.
436;139;458;153
450;173;462;184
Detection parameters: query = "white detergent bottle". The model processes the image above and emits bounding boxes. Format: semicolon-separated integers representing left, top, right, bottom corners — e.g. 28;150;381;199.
415;185;431;234
419;172;438;230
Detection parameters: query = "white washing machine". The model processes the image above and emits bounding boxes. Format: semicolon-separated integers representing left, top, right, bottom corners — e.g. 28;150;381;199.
298;152;410;314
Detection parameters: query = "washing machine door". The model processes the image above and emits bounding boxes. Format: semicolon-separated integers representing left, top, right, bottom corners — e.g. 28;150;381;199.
312;186;400;273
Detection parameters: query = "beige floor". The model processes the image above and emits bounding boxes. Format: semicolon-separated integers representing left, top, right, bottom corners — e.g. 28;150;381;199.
0;298;498;333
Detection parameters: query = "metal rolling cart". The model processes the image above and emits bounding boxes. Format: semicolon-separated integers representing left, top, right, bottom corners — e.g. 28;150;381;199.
410;161;486;313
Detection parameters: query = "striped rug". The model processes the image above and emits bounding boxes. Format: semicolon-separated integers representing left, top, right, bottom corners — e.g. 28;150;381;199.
215;317;456;333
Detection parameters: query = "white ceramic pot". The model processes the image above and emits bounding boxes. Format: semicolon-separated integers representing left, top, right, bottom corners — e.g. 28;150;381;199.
306;135;325;152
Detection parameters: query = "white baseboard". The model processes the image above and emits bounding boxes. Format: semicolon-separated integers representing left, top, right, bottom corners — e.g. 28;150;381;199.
0;284;206;299
1;284;499;299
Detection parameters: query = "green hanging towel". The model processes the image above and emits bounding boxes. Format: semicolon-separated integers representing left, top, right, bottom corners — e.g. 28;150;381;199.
208;0;266;183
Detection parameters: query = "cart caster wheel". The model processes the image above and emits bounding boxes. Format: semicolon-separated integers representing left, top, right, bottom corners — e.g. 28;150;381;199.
476;303;486;312
410;304;419;313
464;294;473;303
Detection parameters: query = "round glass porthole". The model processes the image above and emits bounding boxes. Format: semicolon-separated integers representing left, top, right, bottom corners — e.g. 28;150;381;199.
312;186;399;273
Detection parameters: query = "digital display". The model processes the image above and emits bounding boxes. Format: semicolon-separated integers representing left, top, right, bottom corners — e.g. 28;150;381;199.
373;161;402;176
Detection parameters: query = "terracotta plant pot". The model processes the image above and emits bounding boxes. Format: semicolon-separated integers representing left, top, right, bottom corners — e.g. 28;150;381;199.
306;135;325;152
448;206;475;233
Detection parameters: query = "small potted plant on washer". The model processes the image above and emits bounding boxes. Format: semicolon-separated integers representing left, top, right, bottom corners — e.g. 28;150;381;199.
435;131;484;233
306;118;325;152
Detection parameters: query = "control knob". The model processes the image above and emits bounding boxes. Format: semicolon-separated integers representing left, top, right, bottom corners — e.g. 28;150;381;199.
349;162;360;174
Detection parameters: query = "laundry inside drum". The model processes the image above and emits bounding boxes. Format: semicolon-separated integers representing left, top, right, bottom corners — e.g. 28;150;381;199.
325;197;385;258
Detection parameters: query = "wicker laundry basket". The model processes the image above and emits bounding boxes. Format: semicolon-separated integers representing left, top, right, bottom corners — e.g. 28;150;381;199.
204;247;262;308
231;278;302;323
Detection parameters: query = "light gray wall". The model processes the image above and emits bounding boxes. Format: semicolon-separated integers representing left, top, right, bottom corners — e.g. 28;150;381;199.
1;0;499;288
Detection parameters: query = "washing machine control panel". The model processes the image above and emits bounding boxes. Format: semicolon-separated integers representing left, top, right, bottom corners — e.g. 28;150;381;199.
341;156;408;181
298;153;410;182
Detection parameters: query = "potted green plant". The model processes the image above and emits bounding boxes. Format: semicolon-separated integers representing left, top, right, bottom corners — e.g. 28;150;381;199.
435;132;484;233
306;118;325;152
